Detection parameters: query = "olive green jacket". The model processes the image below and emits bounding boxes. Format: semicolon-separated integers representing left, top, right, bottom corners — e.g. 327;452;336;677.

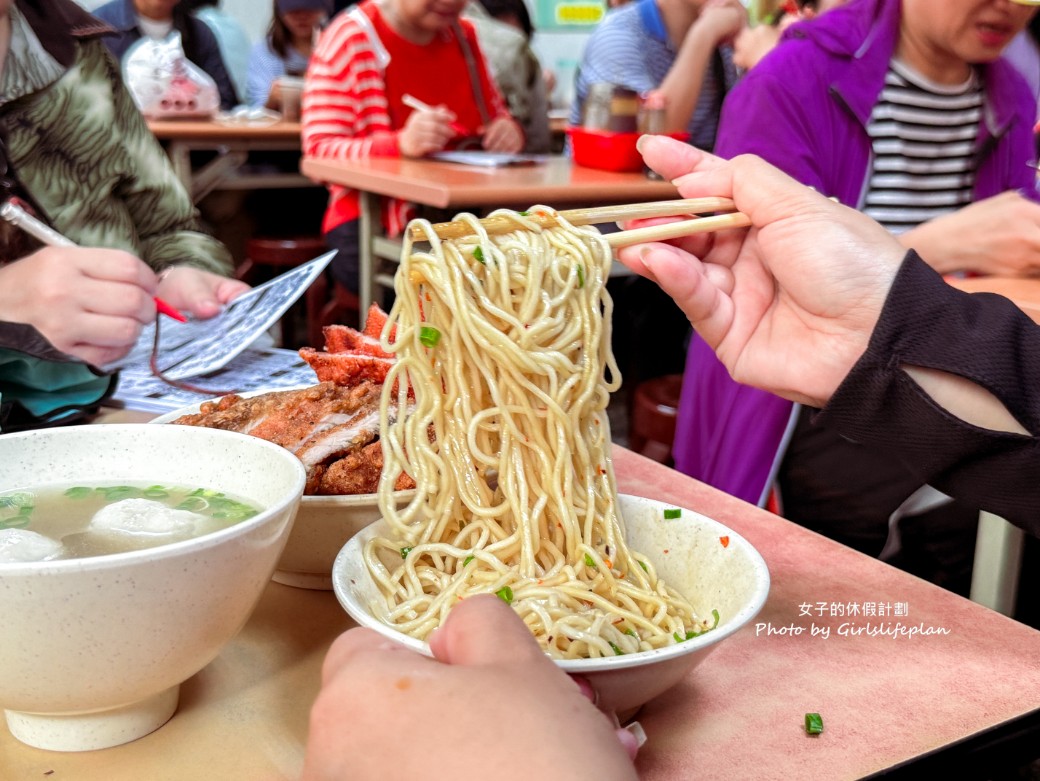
0;0;230;275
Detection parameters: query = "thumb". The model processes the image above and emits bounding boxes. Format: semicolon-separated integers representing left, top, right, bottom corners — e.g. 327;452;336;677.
429;594;546;666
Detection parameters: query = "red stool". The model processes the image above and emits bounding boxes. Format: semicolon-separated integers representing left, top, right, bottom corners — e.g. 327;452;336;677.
236;236;340;349
628;374;683;465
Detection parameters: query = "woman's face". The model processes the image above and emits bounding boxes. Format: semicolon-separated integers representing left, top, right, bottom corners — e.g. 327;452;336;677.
901;0;1035;74
133;0;180;21
390;0;468;35
282;9;325;39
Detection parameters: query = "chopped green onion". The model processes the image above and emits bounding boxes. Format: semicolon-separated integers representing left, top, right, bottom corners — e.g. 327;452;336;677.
419;326;441;348
804;713;823;735
63;487;93;500
463;555;475;566
473;246;486;264
637;560;648;573
576;264;585;288
663;508;682;520
400;546;413;559
101;486;139;502
623;628;637;637
495;585;513;604
677;609;721;642
584;552;597;568
608;641;624;656
517;210;530;216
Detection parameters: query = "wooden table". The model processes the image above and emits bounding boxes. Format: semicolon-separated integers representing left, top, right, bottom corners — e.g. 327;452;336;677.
5;431;1039;779
945;277;1040;618
300;155;678;312
148;119;307;202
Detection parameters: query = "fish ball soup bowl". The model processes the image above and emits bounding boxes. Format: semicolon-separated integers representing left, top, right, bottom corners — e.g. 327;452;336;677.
333;494;770;718
0;424;305;752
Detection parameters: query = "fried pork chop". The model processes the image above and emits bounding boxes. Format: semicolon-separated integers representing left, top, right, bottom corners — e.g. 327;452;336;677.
172;381;413;495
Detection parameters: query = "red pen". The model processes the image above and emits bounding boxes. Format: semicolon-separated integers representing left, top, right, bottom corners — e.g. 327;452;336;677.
154;296;188;323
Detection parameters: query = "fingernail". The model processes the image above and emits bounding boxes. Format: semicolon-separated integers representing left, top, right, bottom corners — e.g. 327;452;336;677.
636;135;649;153
625;720;648;749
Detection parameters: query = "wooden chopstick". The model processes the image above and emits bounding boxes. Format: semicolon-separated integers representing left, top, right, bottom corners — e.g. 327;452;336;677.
409;197;736;241
605;211;752;248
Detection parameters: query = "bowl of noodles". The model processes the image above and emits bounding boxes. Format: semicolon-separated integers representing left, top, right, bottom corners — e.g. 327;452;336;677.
324;207;768;715
333;493;769;715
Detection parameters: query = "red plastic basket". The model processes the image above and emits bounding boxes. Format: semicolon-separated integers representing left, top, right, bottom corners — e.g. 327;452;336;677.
567;127;690;173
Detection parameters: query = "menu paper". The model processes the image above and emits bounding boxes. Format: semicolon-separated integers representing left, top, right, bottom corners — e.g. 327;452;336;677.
107;252;333;411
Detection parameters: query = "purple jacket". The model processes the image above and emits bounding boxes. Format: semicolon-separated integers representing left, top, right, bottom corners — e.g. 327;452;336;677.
673;0;1040;507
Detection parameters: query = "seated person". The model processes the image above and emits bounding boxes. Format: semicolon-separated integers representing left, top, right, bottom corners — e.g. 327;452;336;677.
248;0;331;110
467;0;552;153
673;0;1040;595
0;0;246;372
571;0;745;149
92;0;238;109
302;0;523;296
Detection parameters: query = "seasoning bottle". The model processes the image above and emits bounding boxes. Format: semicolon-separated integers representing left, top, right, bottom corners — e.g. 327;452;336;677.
638;91;668;179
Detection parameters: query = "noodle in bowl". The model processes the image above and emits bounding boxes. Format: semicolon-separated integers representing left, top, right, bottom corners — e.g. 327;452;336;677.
333;493;770;714
371;209;712;659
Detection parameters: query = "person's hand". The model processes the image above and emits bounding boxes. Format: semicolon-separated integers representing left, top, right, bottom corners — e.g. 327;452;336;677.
694;0;747;45
481;115;524;153
0;246;156;366
615;135;906;407
301;595;638;781
897;191;1040;277
399;104;458;157
156;265;249;319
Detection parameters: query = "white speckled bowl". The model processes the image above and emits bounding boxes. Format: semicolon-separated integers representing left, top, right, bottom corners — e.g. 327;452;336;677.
0;424;305;752
152;391;413;590
332;494;770;716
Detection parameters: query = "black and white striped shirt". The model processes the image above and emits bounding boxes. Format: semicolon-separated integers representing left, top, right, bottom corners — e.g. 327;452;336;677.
862;60;983;235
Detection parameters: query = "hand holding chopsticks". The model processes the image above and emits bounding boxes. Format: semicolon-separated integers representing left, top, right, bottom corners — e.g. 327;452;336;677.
409;197;751;246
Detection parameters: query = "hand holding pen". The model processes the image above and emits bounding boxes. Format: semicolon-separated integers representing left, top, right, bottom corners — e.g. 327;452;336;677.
0;199;187;323
0;199;185;366
399;93;469;158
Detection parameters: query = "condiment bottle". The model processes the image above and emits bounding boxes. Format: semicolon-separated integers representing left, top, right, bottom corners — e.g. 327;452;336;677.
638;91;668;179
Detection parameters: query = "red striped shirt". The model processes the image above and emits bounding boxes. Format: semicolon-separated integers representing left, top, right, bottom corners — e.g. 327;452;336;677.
302;0;510;236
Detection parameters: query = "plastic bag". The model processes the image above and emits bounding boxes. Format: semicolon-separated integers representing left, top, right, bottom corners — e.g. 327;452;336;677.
123;32;220;119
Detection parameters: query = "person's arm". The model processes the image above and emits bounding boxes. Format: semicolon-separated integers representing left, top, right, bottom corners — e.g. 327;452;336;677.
95;42;245;317
302;595;638;781
656;0;745;133
896;192;1040;277
818;256;1040;527
616;136;1040;531
95;41;230;274
302;16;401;160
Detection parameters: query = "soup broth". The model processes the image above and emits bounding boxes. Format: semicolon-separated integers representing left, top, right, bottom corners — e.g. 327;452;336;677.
0;483;261;562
